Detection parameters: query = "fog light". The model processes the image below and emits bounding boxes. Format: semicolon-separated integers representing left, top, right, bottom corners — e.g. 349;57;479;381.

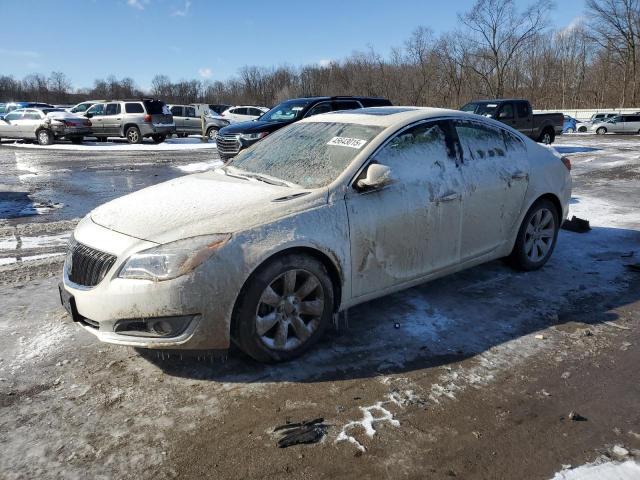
114;315;195;338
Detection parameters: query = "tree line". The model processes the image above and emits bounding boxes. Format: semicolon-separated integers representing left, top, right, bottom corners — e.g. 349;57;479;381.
1;0;638;109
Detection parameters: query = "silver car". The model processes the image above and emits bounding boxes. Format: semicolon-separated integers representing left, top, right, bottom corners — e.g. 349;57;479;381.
592;114;640;135
168;104;230;140
0;108;92;145
60;107;571;362
84;99;175;144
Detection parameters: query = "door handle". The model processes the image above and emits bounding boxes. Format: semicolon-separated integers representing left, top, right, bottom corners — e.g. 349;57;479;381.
437;193;460;202
511;171;528;180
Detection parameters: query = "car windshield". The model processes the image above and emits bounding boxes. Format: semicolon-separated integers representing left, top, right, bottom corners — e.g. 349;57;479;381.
258;99;313;122
227;121;384;188
461;102;498;117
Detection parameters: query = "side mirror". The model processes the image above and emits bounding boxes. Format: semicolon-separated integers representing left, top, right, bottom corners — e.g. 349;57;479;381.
356;163;393;191
85;113;93;118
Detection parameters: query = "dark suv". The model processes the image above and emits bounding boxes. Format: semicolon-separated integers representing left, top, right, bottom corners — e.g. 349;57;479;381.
216;96;392;159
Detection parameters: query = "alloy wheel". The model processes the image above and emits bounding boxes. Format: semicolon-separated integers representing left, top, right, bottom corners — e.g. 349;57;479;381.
541;132;552;144
127;129;140;143
524;208;555;262
255;269;324;351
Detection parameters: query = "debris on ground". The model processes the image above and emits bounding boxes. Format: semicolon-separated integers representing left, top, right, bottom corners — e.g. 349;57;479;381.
568;411;588;422
612;445;630;458
274;418;328;448
562;216;591;233
535;334;545;340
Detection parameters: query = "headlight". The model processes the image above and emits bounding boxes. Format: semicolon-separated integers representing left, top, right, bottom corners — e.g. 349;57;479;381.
240;132;268;141
118;234;231;281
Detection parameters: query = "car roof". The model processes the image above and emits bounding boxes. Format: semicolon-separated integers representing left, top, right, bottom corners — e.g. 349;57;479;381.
467;98;528;103
300;106;474;127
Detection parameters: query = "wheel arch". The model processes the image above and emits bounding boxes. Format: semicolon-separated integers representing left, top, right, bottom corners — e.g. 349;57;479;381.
508;192;563;253
122;123;139;136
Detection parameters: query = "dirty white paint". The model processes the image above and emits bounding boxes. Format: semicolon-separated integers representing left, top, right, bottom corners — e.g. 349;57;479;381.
550;460;640;479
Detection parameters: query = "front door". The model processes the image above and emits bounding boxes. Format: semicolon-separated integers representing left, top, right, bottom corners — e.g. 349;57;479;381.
170;106;185;134
346;120;464;298
86;103;106;137
453;120;530;261
183;106;199;134
0;111;25;138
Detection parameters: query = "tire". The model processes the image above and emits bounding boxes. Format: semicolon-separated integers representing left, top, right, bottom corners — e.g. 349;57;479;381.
596;127;607;135
508;199;560;271
565;127;574;134
126;126;142;144
151;134;166;144
578;126;587;133
206;127;219;141
70;136;83;144
36;129;53;146
538;129;555;144
232;253;334;362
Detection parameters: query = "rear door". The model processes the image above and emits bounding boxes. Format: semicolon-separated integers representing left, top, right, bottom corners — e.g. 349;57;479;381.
453;119;530;260
183;106;199;133
624;115;640;133
515;101;533;136
102;103;122;136
17;109;42;137
170;106;185;133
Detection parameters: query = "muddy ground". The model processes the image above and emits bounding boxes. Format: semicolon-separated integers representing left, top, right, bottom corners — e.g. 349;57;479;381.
0;136;639;479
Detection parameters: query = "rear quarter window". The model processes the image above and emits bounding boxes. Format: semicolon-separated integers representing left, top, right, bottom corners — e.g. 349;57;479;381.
125;103;144;114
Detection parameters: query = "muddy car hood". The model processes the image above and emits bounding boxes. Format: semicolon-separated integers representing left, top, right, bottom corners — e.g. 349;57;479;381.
90;170;313;244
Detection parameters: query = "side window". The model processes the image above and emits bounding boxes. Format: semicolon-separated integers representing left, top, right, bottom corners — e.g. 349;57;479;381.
503;130;527;153
627;115;640;122
333;100;361;111
249;108;264;116
87;104;105;116
516;102;529;118
497;103;514;120
104;103;120;116
4;111;23;121
170;106;183;116
374;121;458;179
24;111;42;120
125;103;144;114
184;107;196;117
232;108;247;116
306;102;332;117
454;120;507;161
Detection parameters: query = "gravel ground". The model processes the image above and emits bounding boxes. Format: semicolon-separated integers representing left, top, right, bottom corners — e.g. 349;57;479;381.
0;135;639;479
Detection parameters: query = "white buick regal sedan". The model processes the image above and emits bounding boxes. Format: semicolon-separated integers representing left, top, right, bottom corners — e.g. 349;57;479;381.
60;107;572;362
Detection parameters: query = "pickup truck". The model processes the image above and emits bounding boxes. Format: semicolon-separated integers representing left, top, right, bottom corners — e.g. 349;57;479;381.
460;99;563;144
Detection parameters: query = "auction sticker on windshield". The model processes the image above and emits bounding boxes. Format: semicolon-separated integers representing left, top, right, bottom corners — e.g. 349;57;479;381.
327;137;367;149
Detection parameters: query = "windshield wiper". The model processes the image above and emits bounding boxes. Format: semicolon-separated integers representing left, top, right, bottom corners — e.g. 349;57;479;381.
243;173;290;188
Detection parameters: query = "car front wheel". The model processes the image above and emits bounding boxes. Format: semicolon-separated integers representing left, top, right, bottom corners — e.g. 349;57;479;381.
126;126;142;144
37;129;53;146
539;129;554;144
508;199;559;271
232;254;334;362
206;127;219;140
596;127;607;135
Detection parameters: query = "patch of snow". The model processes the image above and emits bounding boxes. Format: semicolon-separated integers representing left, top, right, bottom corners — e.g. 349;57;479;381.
550;460;640;480
174;160;223;173
0;252;65;266
7;138;217;152
19;232;70;249
335;396;401;452
0;235;17;250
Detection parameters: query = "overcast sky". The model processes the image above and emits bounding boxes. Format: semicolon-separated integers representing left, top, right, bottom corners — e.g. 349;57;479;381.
0;0;585;90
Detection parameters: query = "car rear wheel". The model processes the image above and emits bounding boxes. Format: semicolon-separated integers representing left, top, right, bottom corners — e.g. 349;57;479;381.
508;199;559;271
126;126;142;144
539;129;554;144
596;127;607;135
37;129;53;146
232;254;334;362
69;136;84;144
151;134;166;144
206;127;219;141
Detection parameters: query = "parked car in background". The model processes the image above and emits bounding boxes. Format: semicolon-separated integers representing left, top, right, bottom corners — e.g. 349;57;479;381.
0;103;6;116
460;99;563;144
60;107;571;361
84;99;174;143
67;100;106;115
221;106;269;123
590;114;640;134
563;115;578;133
0;108;91;145
589;112;617;124
216;96;392;159
208;104;232;115
168;104;229;139
2;102;55;116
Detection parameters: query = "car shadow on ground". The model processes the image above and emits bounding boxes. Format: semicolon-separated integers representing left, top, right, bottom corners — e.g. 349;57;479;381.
137;225;640;384
554;146;601;154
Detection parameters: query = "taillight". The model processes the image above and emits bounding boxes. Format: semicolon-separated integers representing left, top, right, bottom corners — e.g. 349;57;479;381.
63;120;74;127
561;156;571;171
85;120;92;126
144;114;152;122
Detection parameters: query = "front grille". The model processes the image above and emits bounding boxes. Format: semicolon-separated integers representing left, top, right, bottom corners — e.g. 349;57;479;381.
216;134;241;156
66;239;117;287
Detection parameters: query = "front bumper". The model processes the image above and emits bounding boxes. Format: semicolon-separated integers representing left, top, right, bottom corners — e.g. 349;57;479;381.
59;217;239;350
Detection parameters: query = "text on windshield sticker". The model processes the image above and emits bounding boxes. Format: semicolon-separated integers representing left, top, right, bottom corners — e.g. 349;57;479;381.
327;136;367;149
